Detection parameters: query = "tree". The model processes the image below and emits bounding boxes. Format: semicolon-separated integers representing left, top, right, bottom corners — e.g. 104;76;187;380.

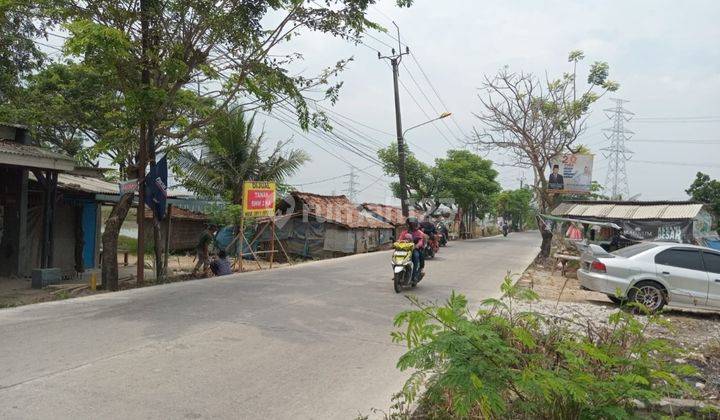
472;50;619;257
436;150;500;235
377;143;447;211
495;188;533;230
46;0;413;283
687;172;720;233
176;108;309;205
0;0;52;102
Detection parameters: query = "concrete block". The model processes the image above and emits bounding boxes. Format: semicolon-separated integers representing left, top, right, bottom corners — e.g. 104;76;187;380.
31;268;62;289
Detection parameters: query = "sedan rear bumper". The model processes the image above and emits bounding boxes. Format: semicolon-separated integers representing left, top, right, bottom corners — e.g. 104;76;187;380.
577;269;631;297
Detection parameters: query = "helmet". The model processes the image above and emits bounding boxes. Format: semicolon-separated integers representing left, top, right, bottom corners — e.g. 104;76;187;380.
406;216;418;226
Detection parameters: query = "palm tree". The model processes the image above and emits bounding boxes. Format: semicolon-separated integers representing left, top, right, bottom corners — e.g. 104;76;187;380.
177;108;309;204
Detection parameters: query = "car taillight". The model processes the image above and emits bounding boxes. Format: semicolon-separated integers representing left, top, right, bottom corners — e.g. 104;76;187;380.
591;260;606;273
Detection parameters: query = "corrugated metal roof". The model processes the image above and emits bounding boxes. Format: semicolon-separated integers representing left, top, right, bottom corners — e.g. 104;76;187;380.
287;192;393;229
552;201;705;220
0;140;75;171
659;203;704;219
29;172;118;194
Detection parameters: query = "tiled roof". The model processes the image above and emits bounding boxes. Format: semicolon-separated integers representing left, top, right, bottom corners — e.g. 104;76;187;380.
552;201;705;220
286;192;392;229
0;140;75;171
144;206;209;221
361;202;424;226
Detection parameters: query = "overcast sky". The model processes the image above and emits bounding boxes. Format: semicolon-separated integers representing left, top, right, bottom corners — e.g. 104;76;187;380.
254;0;720;204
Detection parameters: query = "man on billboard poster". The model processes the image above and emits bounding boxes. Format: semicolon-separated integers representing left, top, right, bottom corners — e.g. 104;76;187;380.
549;164;564;190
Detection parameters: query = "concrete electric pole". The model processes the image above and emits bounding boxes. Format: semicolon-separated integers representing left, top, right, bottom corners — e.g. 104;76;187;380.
602;98;634;200
378;22;411;217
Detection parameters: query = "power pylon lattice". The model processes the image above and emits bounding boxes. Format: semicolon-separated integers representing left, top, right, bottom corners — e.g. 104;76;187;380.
344;166;359;202
601;98;634;200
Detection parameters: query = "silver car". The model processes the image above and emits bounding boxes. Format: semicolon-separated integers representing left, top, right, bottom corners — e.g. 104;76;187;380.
578;242;720;312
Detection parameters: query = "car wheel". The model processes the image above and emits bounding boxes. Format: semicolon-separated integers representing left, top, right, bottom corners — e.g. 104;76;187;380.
628;281;666;312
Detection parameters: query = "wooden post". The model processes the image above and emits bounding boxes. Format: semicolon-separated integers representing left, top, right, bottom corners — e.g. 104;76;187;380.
163;204;172;277
239;216;244;272
269;219;275;268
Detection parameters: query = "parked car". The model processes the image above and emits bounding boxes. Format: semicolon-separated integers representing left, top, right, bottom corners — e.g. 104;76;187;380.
578;242;720;312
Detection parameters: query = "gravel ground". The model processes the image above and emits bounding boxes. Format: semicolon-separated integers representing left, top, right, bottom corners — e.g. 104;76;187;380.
517;263;720;400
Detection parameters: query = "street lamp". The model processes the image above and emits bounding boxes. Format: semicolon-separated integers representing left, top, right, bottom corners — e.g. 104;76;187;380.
396;111;452;217
402;112;452;138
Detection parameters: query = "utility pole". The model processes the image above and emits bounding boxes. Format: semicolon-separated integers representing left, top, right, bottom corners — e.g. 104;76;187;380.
136;0;150;285
343;166;358;202
378;23;410;217
602;98;634;200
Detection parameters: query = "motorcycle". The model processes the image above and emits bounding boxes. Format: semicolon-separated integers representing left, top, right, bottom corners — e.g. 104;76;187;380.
391;241;418;293
423;232;439;259
436;223;448;247
502;224;509;237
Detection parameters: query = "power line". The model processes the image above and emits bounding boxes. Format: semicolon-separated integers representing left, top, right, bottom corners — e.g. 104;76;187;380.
400;61;460;144
397;76;455;147
631;160;720;168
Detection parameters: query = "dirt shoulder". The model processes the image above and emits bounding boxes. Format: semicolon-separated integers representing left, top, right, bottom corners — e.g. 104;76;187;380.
517;262;720;400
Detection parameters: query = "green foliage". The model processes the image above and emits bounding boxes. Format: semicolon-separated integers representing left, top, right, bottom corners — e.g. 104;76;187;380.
175;108;309;204
390;277;695;419
377;143;448;210
687;172;720;233
0;0;52;101
436;150;500;215
494;188;533;230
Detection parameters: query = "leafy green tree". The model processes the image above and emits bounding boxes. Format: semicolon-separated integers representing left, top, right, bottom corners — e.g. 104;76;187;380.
377;143;447;211
176;109;309;205
687;172;720;233
0;0;52;101
41;0;413;284
436;149;500;222
472;50;619;257
495;188;533;230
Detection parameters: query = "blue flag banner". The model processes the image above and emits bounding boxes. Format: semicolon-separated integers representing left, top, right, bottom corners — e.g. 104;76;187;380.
145;156;168;220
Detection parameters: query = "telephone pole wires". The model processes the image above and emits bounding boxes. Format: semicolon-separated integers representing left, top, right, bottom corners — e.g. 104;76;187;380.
378;22;411;217
602;98;634;200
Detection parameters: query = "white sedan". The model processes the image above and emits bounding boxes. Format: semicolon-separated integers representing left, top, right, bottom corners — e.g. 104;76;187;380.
578;242;720;312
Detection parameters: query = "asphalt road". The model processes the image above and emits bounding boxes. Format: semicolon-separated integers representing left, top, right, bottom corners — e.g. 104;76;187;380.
0;232;540;419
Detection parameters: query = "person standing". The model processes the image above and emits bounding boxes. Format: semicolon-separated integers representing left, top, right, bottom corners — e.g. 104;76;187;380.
193;224;218;276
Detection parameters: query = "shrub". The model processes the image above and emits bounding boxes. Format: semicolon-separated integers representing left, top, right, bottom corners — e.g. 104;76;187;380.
390;276;696;419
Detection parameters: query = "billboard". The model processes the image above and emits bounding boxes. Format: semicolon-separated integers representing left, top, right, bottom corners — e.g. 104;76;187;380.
242;181;277;218
548;154;594;194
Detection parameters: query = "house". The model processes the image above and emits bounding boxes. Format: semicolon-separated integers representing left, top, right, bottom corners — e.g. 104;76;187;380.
142;206;210;251
550;200;716;245
0;123;78;278
256;192;394;259
360;202;424;240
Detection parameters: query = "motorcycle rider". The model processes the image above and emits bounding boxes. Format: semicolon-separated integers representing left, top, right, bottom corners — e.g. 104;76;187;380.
399;216;425;283
421;215;439;254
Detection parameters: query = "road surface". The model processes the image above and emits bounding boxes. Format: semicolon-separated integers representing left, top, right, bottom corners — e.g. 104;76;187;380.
0;232;539;419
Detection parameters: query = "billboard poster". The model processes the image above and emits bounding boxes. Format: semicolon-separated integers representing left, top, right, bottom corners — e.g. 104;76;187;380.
242;181;277;218
548;153;594;194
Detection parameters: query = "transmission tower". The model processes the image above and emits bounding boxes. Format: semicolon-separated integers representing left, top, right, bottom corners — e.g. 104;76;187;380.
601;98;634;200
344;166;359;202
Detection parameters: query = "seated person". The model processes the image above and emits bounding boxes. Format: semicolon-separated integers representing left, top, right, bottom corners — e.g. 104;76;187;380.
209;250;233;276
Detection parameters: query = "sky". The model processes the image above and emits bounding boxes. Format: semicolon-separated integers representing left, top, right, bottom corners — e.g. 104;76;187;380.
253;0;720;204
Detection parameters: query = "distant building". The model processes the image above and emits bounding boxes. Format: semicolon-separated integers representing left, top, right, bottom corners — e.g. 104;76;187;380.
256;192;393;259
360;202;424;240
